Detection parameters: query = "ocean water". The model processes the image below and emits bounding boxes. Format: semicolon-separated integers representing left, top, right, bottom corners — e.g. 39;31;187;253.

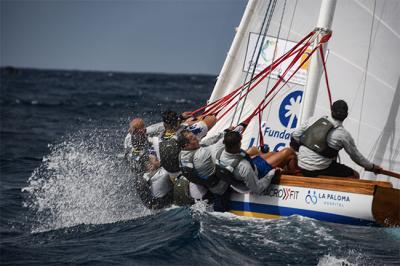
1;68;399;265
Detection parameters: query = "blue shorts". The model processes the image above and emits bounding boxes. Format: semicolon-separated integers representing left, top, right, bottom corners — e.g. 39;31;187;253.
252;156;273;178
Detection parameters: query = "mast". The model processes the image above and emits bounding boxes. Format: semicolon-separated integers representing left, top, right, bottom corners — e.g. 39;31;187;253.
209;0;257;102
299;0;337;123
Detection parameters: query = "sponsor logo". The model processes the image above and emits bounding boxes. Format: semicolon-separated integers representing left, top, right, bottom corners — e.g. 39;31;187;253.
279;90;303;128
305;190;318;205
243;34;311;86
267;187;299;200
305;190;351;208
263;126;291;140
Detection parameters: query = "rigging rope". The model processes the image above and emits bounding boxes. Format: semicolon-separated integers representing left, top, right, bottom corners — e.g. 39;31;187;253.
257;0;288;147
265;0;298;122
230;0;277;127
216;31;315;122
187;29;336;140
319;45;333;106
241;30;331;128
357;0;377;146
190;31;315;119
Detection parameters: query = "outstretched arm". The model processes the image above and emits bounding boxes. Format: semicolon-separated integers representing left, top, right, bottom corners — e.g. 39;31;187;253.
341;132;375;171
184;114;217;129
200;132;224;146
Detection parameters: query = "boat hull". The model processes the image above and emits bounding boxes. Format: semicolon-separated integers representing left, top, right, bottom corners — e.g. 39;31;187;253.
229;175;398;227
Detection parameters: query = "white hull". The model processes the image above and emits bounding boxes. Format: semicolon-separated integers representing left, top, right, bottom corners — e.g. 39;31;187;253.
228;175;399;226
230;184;375;226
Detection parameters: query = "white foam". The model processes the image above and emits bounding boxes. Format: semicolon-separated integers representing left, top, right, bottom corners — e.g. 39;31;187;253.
317;254;356;266
22;130;152;232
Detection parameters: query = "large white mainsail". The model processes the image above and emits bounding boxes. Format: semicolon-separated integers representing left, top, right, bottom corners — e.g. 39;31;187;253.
206;0;400;188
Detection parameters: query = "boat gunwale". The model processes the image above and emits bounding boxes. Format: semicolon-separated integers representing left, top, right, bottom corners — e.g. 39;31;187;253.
272;175;393;195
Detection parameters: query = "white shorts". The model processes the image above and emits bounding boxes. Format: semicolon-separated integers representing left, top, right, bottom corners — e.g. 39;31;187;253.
186;121;208;140
189;183;208;200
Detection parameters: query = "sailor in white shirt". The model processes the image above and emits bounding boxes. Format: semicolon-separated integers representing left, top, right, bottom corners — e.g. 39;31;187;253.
123;118;173;209
291;100;382;177
124;119;164;159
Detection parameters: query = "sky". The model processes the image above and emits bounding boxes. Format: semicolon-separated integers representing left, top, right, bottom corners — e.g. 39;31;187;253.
1;0;247;75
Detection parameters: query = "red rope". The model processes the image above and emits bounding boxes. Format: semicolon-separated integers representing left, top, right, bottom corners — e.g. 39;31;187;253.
189;31;317;118
209;30;332;147
206;47;294;117
216;33;316;122
258;43;321;113
243;32;331;128
319;45;333;107
242;36;315;125
258;110;264;147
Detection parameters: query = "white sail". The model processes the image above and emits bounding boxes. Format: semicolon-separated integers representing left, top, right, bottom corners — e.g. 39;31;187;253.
206;0;400;188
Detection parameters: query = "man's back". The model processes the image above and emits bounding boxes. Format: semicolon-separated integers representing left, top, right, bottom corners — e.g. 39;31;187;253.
293;115;373;171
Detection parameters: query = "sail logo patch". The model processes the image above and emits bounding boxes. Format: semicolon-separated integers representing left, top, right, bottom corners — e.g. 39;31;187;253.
243;34;311;86
279;90;303;128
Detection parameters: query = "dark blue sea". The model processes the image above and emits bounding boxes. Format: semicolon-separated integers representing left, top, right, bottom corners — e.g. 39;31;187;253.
1;68;399;265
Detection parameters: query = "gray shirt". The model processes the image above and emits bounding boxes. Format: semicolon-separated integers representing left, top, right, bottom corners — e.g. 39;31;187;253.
218;150;275;194
292;116;373;171
179;133;229;196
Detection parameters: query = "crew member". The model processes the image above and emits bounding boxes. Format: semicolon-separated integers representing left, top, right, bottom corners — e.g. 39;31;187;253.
123;118;174;209
217;130;279;195
178;129;229;210
123;118;152;172
136;155;174;209
147;111;216;172
124;118;163;160
290;99;382;177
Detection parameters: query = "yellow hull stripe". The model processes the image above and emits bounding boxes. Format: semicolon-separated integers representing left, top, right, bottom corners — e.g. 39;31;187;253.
230;210;281;219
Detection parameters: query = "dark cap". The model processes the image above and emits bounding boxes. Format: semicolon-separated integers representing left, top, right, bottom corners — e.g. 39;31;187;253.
161;110;179;125
331;100;348;121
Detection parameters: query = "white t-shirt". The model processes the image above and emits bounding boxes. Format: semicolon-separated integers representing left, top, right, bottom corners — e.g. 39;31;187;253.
143;167;173;198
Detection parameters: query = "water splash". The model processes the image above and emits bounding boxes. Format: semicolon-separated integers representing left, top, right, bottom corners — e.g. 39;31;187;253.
22;129;151;232
318;254;356;266
317;248;368;266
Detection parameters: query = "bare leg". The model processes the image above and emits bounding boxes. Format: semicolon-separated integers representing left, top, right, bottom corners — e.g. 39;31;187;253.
246;147;298;174
261;147;297;172
246;146;260;157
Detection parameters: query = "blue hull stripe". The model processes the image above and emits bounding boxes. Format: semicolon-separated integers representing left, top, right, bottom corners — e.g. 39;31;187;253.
230;201;377;226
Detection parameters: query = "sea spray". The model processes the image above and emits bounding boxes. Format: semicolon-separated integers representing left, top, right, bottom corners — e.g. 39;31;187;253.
22;129;151;232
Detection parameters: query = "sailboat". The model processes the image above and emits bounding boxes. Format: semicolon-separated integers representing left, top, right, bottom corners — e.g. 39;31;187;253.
203;0;400;226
